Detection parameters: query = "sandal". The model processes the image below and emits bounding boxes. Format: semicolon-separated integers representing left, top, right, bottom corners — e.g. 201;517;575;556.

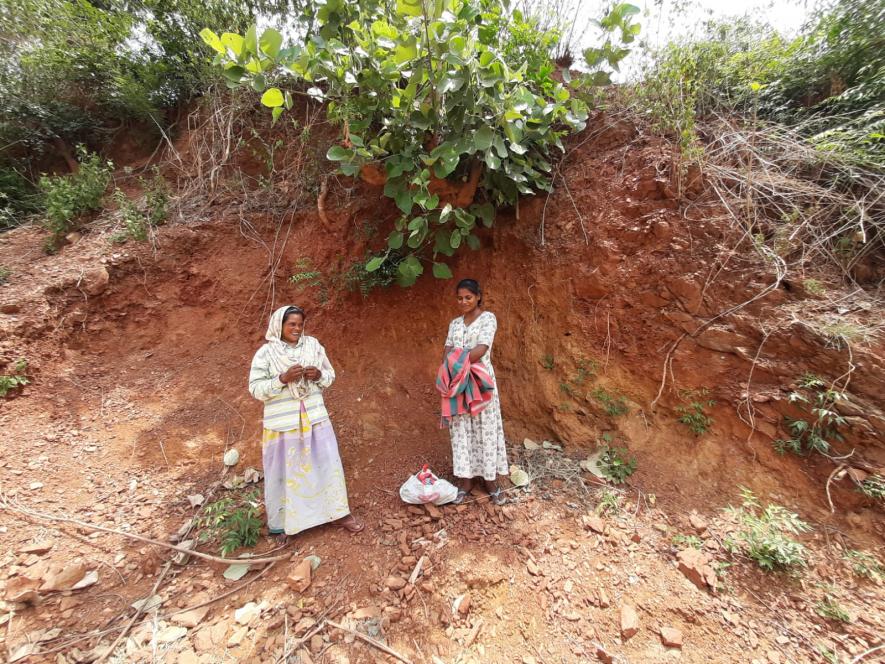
488;487;506;506
452;489;468;505
336;514;365;533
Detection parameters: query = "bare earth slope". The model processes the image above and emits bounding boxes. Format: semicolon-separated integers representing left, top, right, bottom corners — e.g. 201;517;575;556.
0;110;882;663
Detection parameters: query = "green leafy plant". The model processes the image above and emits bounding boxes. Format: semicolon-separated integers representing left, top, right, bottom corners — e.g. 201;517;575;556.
572;358;597;385
202;0;638;285
592;387;629;416
815;590;850;623
541;354;555;370
559;381;575;397
802;278;826;296
843;549;883;581
598;445;636;484
582;2;641;85
196;488;263;557
39;148;112;248
0;266;9;285
676;389;715;435
774;374;846;456
289;258;323;289
112;169;169;243
723;488;811;572
341;253;400;296
0;359;30;397
595;488;622;515
672;534;703;549
558;402;573;413
816;644;839;664
858;475;885;501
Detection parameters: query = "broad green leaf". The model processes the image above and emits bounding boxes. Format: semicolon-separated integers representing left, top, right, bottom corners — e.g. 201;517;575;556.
471;202;495;228
221;33;245;57
199;29;225;54
244;25;258;55
396;0;423;17
394;42;417;64
397;270;419;287
260;88;285;108
439;76;465;94
449;229;462;249
222;65;246;83
395;188;413;214
366;256;386;272
433;262;453;279
326;145;352;161
434;230;455;256
474;126;493;151
388;232;404;249
466;234;481;250
271;107;284;124
260;28;283;58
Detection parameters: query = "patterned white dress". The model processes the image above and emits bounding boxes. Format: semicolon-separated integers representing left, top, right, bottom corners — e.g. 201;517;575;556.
444;311;509;480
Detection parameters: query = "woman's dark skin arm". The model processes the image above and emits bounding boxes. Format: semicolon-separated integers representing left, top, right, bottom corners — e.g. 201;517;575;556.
442;345;488;363
468;344;489;362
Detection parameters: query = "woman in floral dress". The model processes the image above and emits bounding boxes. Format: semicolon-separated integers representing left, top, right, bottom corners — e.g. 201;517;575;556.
443;279;509;505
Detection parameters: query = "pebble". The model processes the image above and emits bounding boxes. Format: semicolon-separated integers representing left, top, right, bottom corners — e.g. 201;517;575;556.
620;604;640;640
660;626;683;648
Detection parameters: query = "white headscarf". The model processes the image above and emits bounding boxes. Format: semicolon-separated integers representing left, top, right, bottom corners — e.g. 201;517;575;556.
263;305;322;400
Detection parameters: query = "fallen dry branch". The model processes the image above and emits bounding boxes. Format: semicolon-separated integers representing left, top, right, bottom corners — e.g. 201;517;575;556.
1;494;290;566
326;619;413;664
94;559;173;664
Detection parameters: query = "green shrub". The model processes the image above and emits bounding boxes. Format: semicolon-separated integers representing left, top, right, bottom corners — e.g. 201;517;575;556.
342;253;400;297
598;445;636;484
676;389;715;435
843;549;882;581
594;488;622;515
110;171;169;243
815;592;850;623
858;475;885;501
592;387;629;416
723;488;811;572
0;168;41;230
39;149;112;246
672;534;703;549
196;488;263;557
774;374;846;456
0;359;29;397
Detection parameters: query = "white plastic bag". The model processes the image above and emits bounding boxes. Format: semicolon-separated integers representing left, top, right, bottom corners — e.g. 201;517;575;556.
399;465;458;506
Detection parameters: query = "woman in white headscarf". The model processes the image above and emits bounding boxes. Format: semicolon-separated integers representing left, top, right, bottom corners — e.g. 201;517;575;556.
249;305;363;540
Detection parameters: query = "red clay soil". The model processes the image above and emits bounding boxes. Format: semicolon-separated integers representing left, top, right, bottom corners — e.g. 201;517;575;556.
0;109;882;663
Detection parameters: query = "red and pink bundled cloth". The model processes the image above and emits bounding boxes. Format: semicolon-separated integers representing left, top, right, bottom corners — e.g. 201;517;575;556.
436;348;496;427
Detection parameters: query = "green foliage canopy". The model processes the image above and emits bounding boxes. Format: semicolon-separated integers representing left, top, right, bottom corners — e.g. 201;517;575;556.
203;0;638;285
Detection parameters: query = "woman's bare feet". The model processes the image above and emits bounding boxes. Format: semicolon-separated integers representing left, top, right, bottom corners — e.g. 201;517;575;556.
483;479;506;505
335;514;365;533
